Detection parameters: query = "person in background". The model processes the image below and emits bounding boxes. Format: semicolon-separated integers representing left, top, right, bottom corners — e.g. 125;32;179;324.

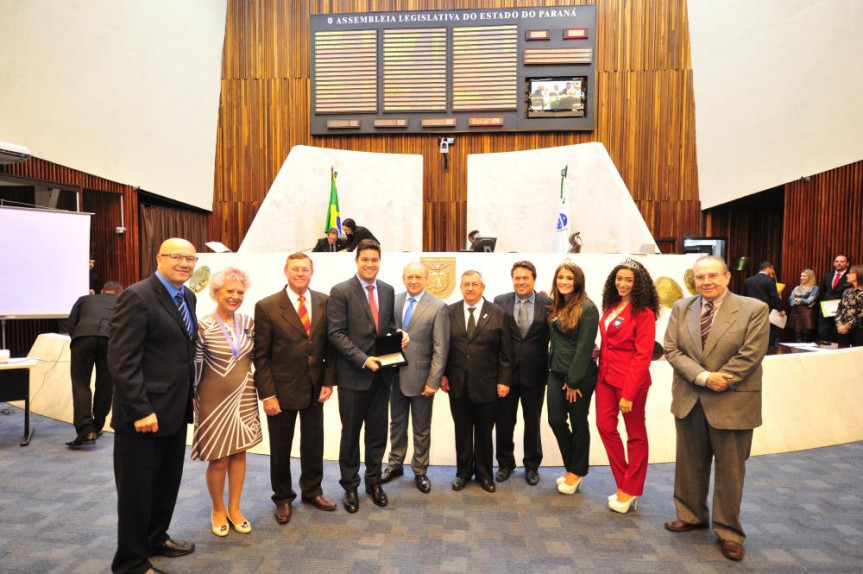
192;267;261;537
341;218;379;252
741;261;784;346
313;227;346;252
596;259;660;514
818;254;850;342
66;281;124;448
89;257;100;294
546;262;599;495
835;265;863;347
787;269;819;342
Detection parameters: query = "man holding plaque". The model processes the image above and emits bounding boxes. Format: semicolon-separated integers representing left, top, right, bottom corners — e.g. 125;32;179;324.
328;239;405;513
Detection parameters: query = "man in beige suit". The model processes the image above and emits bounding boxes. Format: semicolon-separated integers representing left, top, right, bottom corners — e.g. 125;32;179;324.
663;255;769;562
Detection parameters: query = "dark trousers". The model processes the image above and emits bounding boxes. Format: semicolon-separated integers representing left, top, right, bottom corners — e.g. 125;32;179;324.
818;315;839;342
387;382;434;473
267;400;325;504
838;328;863;348
70;336;113;435
112;427;186;574
546;371;595;476
448;391;496;481
673;400;753;543
495;384;544;471
337;375;389;491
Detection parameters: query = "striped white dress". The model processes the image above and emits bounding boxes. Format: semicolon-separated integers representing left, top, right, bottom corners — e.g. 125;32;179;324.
191;313;262;461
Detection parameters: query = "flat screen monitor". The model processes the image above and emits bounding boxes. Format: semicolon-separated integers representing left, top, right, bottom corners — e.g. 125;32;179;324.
471;236;497;253
682;237;727;260
526;76;587;118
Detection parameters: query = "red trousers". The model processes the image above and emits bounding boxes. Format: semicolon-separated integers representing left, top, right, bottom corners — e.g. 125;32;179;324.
595;381;649;496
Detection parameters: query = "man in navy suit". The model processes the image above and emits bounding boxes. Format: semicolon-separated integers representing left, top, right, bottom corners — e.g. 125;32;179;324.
742;261;784;345
109;238;198;574
328;239;403;513
493;261;551;486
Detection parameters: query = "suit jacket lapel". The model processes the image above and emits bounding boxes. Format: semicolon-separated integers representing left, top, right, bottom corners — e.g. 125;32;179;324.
278;290;307;337
352;277;377;327
310;291;326;337
394;292;406;329
704;294;739;357
687;296;704;359
409;296;432;329
152;276;191;338
470;299;491;340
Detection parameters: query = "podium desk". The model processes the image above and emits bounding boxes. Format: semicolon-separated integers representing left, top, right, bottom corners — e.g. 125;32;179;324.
0;359;38;446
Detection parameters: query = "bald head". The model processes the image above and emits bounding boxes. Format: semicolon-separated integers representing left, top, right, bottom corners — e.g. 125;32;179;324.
402;262;429;297
156;238;197;288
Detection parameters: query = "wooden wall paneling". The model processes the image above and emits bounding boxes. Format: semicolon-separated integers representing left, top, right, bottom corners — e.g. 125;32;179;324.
215;0;701;254
782;161;863;285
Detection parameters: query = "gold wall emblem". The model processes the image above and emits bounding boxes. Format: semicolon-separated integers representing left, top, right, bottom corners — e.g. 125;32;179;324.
188;266;211;294
654;276;684;308
421;257;457;300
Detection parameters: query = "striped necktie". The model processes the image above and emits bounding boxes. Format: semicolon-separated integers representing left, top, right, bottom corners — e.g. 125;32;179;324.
297;295;311;336
700;302;714;346
174;293;193;338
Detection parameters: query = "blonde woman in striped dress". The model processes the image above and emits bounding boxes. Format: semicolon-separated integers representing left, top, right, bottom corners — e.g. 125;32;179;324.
192;267;262;536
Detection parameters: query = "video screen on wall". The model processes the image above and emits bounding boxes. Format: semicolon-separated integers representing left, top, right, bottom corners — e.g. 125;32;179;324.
527;76;587;118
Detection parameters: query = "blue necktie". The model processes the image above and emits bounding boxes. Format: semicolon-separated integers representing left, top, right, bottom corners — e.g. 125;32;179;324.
403;297;416;329
175;293;193;338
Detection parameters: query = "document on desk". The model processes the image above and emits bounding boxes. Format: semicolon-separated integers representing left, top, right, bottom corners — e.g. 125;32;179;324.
769;309;787;329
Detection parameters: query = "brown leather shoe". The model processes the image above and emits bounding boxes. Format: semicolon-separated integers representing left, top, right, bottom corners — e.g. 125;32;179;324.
274;502;292;524
303;495;337;511
664;519;709;533
719;539;744;561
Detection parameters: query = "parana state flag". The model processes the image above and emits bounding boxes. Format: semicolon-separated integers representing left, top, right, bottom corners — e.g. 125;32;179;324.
324;168;342;233
555;165;570;253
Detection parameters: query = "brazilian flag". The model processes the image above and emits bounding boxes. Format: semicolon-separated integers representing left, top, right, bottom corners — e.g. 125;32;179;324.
324;168;341;233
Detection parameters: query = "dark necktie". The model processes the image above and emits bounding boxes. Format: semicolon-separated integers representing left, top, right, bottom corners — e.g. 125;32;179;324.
467;307;476;338
700;302;714;346
517;299;529;337
174;293;193;338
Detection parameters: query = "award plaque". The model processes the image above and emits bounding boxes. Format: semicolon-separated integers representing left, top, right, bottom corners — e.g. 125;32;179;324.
375;332;408;368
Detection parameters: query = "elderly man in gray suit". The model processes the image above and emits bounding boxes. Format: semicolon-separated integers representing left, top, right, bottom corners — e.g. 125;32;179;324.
381;262;450;493
663;255;769;562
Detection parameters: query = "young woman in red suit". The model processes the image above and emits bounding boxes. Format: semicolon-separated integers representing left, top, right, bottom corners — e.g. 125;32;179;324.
596;259;660;513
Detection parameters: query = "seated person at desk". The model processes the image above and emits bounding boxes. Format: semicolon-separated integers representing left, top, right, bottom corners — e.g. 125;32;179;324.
342;218;378;252
313;228;346;253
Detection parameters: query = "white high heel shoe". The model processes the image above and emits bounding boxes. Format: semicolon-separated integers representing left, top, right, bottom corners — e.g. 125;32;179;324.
556;475;567;486
557;476;582;495
608;496;638;514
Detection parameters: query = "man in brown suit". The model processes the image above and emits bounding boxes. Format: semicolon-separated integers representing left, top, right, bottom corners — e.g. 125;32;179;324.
254;252;337;524
663;255;769;562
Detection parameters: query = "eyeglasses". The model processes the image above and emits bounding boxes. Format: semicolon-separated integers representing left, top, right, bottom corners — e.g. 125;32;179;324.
160;253;198;263
694;272;725;282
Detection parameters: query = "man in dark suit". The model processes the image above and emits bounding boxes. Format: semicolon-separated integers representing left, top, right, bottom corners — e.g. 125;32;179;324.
66;281;123;448
493;261;550;486
341;218;379;252
108;238;198;574
663;255;769;562
442;270;512;493
741;261;784;345
254;252;338;525
381;262;450;493
312;227;346;252
328;239;400;513
818;254;850;342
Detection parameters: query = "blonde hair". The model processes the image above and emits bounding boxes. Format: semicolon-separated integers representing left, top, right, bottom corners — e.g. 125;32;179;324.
209;266;251;300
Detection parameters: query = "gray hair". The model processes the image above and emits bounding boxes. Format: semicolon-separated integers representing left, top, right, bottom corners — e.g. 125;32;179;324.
210;266;251;300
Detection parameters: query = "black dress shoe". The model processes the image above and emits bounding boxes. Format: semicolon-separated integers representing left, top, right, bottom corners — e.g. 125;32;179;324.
451;476;468;491
152;537;195;558
66;432;98;448
479;478;497;493
415;473;431;493
526;469;540;486
366;483;388;507
495;467;514;482
380;465;404;483
343;489;359;514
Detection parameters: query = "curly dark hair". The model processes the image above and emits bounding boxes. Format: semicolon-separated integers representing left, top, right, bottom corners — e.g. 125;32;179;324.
601;262;661;320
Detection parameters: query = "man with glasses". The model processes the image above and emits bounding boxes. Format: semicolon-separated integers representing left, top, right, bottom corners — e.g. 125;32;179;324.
663;255;769;562
109;238;199;573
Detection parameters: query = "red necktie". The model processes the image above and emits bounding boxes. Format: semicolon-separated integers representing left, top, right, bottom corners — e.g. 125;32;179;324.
367;284;379;331
297;295;311;336
832;272;841;290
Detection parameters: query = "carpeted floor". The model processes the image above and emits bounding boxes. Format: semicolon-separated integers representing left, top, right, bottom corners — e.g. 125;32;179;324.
1;405;862;573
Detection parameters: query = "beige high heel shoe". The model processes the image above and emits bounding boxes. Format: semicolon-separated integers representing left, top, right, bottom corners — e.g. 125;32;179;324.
211;512;229;537
227;513;252;534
